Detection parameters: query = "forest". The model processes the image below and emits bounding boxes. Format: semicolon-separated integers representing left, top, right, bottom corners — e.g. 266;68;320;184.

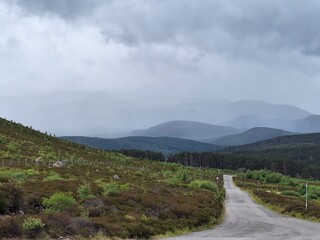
166;152;320;179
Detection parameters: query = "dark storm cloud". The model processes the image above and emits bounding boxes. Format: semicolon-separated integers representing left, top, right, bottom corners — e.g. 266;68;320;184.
1;0;320;135
7;0;320;56
11;0;104;20
96;0;320;57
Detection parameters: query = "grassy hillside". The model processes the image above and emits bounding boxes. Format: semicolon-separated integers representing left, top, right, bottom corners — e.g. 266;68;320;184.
209;127;293;146
132;120;241;140
0;117;225;239
61;136;221;156
226;132;320;152
234;170;320;221
0;118;121;163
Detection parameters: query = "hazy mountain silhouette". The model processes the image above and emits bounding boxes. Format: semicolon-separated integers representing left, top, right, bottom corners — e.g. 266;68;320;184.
131;120;241;140
208;127;293;146
225;115;320;133
220;100;311;120
61;136;221;155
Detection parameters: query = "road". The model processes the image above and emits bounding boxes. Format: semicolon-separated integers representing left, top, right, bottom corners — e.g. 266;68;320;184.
166;175;320;240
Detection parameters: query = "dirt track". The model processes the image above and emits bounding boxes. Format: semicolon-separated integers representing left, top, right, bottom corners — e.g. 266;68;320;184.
166;175;320;240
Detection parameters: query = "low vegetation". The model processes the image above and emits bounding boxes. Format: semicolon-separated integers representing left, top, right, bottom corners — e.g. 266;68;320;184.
0;117;225;239
234;170;320;221
167;151;320;179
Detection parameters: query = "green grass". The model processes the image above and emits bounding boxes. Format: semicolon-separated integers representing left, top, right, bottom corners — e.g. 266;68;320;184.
234;172;320;222
0;117;226;239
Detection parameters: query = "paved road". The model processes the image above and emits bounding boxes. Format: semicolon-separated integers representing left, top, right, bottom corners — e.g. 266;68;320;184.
166;175;320;240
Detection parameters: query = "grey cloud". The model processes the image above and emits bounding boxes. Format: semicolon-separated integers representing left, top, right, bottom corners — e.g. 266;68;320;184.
95;0;320;58
10;0;104;20
1;0;320;135
8;0;320;56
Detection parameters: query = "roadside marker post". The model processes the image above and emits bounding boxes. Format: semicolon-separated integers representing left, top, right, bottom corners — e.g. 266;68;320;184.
306;181;308;211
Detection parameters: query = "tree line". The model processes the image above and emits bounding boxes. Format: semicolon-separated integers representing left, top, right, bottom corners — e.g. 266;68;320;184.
167;152;320;179
115;149;165;161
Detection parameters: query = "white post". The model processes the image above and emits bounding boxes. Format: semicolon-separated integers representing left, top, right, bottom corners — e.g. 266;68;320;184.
306;181;308;211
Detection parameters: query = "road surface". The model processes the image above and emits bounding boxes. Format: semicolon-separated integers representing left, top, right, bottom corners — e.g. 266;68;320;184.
166;175;320;240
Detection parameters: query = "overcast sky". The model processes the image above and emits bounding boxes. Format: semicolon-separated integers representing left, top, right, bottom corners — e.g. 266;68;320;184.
1;0;320;135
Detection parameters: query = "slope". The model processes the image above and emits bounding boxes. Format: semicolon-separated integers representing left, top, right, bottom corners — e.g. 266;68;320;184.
225;115;320;133
132;120;241;140
208;127;293;146
0;116;225;239
61;136;221;155
224;132;320;162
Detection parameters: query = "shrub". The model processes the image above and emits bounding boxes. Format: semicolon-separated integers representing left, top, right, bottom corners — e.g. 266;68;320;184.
125;215;136;221
166;177;186;186
176;169;190;182
77;182;94;199
26;168;40;177
161;170;172;178
299;184;307;195
0;169;28;182
102;183;120;196
309;187;320;200
0;183;23;214
264;172;283;184
44;171;63;181
282;190;301;197
0;135;7;144
43;212;76;238
102;183;130;196
189;180;218;192
7;141;20;151
43;192;76;213
22;217;45;230
0;215;23;238
282;177;300;187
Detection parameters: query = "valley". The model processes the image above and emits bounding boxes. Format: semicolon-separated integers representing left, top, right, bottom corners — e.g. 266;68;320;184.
1;101;320;239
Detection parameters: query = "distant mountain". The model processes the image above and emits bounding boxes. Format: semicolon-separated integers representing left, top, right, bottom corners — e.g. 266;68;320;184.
220;100;311;120
131;121;241;140
208;127;294;146
292;115;320;132
61;136;222;155
225;115;320;133
224;115;290;130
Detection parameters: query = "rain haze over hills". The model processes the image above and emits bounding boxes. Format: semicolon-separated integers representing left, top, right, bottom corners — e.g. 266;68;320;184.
1;0;320;136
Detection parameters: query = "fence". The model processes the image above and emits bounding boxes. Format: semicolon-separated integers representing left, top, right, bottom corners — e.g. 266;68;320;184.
0;158;122;169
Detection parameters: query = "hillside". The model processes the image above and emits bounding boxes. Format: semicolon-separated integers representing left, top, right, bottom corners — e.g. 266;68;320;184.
132;120;241;140
292;115;320;132
0;117;112;162
227;132;320;151
60;136;221;155
208;127;293;146
224;132;320;162
225;115;320;133
168;132;320;178
224;115;290;130
0;117;225;239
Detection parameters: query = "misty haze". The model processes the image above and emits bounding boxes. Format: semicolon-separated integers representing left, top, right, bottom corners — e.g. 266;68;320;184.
1;1;320;239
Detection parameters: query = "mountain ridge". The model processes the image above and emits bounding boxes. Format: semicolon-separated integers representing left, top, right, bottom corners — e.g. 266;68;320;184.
61;135;222;155
131;120;242;140
207;127;294;146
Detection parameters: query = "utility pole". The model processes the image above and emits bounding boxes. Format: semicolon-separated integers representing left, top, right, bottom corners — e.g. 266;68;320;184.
306;181;308;211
